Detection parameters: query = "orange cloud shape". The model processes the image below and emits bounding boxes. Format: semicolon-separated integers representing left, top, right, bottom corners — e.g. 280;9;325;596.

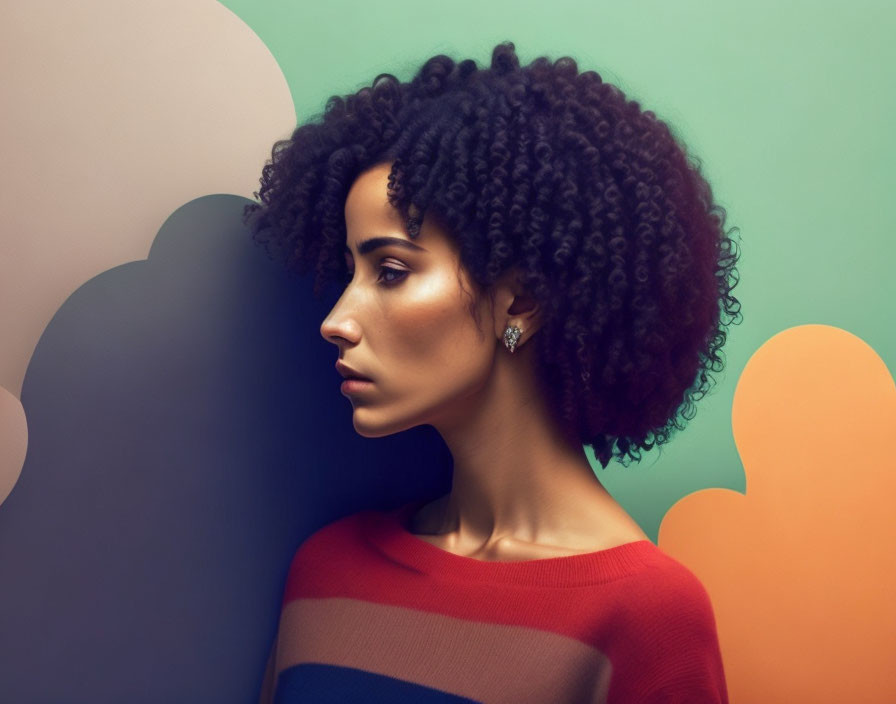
658;324;896;703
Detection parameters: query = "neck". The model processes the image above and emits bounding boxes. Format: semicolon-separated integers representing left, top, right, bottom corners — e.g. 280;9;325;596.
428;342;613;544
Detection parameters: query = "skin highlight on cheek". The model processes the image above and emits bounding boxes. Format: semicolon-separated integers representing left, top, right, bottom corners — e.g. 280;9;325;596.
366;306;487;432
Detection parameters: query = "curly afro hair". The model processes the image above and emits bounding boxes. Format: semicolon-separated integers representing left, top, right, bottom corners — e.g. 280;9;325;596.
243;41;743;470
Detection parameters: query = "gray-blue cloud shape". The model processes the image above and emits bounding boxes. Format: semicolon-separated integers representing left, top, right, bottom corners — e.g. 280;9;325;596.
0;194;452;702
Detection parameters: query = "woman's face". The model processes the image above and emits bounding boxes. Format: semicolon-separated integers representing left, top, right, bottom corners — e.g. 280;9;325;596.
319;161;499;437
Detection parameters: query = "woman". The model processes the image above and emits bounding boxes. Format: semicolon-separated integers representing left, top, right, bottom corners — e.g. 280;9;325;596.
246;41;740;704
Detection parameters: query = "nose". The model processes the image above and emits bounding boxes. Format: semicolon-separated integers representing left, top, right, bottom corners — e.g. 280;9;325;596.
320;296;362;348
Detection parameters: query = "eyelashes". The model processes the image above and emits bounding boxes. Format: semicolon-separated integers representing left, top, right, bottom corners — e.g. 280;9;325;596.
340;264;408;289
377;266;408;285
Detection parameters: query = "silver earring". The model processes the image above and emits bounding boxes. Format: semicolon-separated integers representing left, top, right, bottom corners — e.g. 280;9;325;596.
503;325;522;354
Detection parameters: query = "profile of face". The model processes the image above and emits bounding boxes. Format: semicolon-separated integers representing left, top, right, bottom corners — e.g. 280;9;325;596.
319;161;504;438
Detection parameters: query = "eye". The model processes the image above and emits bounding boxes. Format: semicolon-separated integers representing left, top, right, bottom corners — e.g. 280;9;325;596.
337;264;407;290
377;265;408;286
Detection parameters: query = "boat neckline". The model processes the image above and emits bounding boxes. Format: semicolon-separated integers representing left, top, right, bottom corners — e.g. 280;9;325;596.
360;499;658;587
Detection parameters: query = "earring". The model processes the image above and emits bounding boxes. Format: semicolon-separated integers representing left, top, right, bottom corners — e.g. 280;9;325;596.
503;325;522;354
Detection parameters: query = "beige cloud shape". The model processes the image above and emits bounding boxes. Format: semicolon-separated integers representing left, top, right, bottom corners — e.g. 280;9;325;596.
658;324;896;703
0;0;294;503
0;386;27;506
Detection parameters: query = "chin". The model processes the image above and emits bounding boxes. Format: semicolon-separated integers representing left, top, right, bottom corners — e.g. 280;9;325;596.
351;413;412;439
351;406;427;439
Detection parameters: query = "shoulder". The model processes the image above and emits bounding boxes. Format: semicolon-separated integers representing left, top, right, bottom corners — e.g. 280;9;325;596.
618;547;721;637
613;548;728;700
642;548;716;603
281;508;373;597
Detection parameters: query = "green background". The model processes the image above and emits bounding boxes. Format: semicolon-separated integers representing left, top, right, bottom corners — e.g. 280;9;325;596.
219;0;895;539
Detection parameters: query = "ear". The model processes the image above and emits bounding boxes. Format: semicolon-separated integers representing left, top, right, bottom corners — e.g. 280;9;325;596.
491;267;542;350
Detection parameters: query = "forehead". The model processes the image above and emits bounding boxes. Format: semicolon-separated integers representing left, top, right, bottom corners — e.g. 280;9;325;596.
343;162;457;258
344;162;403;238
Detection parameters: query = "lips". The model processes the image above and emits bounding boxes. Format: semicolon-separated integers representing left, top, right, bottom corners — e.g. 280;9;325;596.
335;361;372;381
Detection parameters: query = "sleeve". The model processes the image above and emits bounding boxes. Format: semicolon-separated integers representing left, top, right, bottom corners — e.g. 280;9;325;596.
641;683;727;704
633;566;729;704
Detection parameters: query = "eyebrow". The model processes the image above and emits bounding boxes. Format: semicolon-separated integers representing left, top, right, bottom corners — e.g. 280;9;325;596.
344;236;427;256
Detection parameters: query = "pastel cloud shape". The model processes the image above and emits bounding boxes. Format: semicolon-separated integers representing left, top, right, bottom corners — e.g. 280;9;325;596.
659;324;896;703
0;194;454;701
0;387;27;506
0;0;295;503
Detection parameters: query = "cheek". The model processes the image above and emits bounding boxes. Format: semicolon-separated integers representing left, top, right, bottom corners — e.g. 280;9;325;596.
384;278;490;388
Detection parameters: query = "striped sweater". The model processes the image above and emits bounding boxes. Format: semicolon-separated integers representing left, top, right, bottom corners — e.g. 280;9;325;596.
266;500;728;703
